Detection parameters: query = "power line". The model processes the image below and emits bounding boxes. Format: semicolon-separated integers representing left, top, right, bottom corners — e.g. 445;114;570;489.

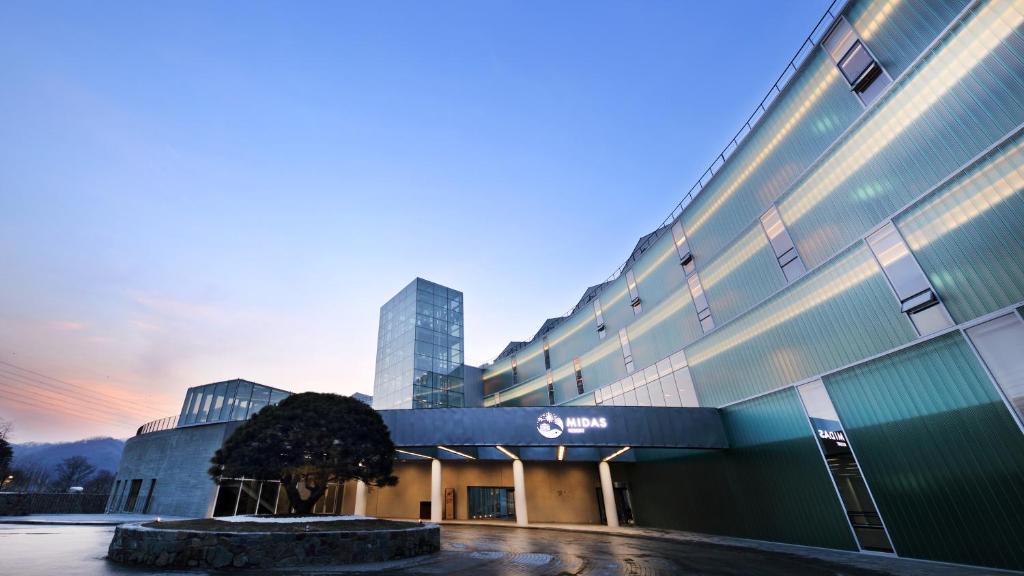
0;387;143;429
0;370;166;422
0;360;169;415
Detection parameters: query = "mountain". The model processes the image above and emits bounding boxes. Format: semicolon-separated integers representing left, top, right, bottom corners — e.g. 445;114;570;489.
12;437;125;475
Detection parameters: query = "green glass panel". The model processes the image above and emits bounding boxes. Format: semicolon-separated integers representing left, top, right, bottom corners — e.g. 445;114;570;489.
625;389;857;550
689;244;917;407
630;230;687;312
546;313;599;369
627;291;702;370
846;0;968;78
597;277;633;337
682;49;864;265
895;130;1024;323
513;341;546;385
780;0;1024;269
824;333;1024;570
482;357;514;396
701;225;786;326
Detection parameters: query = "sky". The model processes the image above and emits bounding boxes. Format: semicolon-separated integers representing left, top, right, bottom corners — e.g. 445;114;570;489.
0;0;832;442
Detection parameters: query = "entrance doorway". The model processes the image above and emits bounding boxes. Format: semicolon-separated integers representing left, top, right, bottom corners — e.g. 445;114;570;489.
596;482;635;525
467;486;516;520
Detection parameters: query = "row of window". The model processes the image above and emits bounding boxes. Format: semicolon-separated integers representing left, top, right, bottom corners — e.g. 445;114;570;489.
108;478;156;514
178;381;289;427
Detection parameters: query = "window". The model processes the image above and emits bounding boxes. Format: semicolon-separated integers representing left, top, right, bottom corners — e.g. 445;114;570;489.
511;357;518;385
687;274;714;332
618;328;635;374
123;479;143;512
574;358;585;395
760;206;806;282
593;298;606;338
822;17;891;105
142;479;156;513
798;380;894;553
671;221;695;275
625;270;642;314
543;337;551;370
546;372;555;405
866;222;953;336
967;313;1024;426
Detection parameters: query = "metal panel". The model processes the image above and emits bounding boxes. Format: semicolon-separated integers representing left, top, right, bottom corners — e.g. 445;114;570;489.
824;333;1024;570
378;406;727;450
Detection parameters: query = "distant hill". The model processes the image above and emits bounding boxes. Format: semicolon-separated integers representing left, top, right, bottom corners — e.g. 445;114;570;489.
12;437;125;475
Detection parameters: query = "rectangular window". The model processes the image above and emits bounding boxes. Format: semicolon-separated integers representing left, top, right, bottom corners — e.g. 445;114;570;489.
625;269;642;314
593;298;606;339
760;205;806;282
822;17;890;105
618;328;635;374
967;313;1024;426
798;380;894;553
546;372;555;405
574;358;585;395
543;337;551;370
123;479;143;513
671;221;695;275
687;274;714;332
511;357;518;385
867;222;953;336
142;479;157;513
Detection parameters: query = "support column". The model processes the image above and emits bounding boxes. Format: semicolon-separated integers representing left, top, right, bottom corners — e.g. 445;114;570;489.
512;459;528;526
430;458;442;523
354;480;367;516
599;460;618;528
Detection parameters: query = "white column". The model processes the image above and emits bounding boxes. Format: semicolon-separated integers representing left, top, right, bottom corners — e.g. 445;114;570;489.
599;460;618;528
354;480;368;516
430;458;442;523
512;459;528;526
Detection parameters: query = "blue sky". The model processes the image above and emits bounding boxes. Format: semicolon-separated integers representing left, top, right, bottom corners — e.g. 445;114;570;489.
0;0;831;441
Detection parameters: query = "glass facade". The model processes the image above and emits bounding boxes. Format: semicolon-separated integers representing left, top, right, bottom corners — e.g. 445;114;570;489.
177;379;289;427
373;278;464;409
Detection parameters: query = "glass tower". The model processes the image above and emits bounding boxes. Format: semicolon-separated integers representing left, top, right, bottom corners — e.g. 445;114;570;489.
373;278;464;409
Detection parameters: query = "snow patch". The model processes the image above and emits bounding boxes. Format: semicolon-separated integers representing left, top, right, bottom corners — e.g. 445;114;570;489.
215;515;373;524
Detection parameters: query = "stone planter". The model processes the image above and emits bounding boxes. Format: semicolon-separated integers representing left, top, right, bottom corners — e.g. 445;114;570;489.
107;522;440;568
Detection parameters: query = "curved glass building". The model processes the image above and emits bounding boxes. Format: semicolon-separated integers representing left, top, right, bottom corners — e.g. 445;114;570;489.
110;0;1024;570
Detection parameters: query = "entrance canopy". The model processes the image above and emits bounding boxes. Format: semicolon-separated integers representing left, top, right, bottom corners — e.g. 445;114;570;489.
379;406;727;463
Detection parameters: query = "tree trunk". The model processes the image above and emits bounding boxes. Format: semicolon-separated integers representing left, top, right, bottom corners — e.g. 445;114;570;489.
282;474;327;514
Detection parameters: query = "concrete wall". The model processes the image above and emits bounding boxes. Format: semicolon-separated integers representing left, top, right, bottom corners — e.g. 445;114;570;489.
351;460;602;524
111;422;238;518
0;493;108;515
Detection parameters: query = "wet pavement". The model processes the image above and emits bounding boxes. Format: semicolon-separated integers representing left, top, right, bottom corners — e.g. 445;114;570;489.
0;522;1006;575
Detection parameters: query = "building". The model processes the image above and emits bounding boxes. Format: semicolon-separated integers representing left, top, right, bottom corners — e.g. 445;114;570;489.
109;0;1024;571
372;278;466;410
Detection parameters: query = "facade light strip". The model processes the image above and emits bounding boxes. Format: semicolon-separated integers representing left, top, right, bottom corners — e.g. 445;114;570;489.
438;445;476;460
395;449;432;460
495;445;518;460
603;446;631;462
557;445;566;461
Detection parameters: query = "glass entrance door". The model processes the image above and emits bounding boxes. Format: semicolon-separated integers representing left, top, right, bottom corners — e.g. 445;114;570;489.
467;486;516;519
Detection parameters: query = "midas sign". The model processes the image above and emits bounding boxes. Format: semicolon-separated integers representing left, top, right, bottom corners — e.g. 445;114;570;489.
565;416;608;434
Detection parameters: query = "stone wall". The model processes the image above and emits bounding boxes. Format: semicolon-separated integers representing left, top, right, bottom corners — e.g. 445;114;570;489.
0;493;109;516
107;522;441;568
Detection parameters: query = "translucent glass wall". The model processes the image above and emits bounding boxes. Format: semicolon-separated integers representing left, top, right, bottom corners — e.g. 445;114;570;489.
373;278;465;409
624;388;858;550
824;333;1024;570
177;379;289;426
